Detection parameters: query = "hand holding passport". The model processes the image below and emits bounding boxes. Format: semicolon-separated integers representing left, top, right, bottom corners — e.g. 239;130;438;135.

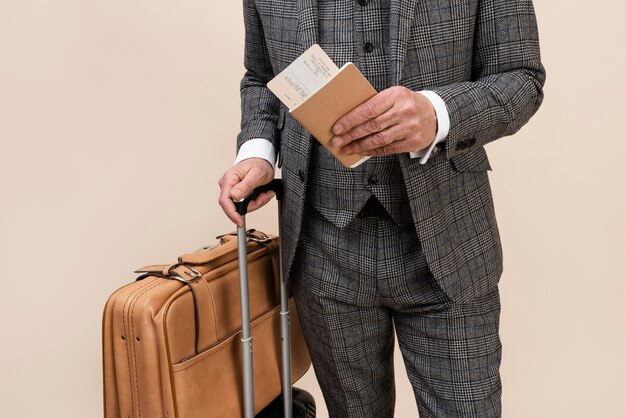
267;44;376;168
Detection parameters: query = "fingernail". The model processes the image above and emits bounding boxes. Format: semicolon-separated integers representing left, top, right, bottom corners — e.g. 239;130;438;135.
332;136;343;147
343;147;352;155
333;124;344;135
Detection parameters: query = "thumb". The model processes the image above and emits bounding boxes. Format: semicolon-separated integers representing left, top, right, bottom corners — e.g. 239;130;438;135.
230;170;264;201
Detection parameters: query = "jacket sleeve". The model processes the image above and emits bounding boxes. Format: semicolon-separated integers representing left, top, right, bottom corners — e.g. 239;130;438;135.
236;0;281;154
430;0;546;160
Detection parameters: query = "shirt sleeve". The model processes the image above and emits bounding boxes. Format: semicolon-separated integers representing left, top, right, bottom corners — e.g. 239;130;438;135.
409;90;450;164
234;137;277;169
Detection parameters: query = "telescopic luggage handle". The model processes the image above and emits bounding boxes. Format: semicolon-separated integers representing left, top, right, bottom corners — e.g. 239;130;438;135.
234;179;293;418
234;179;284;216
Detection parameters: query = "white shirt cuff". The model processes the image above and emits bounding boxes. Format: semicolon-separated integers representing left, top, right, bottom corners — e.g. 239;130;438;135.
234;138;277;169
409;90;450;164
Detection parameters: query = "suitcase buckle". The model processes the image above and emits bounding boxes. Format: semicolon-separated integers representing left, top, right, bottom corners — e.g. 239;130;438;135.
246;229;272;243
215;229;271;244
167;264;202;281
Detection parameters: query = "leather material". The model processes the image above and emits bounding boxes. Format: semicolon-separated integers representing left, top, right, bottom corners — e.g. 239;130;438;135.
103;232;311;418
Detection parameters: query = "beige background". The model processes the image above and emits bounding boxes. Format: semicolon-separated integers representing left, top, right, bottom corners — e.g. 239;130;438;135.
1;0;624;417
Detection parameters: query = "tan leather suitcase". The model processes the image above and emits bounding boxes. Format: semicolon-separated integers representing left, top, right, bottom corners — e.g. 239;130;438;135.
102;230;311;418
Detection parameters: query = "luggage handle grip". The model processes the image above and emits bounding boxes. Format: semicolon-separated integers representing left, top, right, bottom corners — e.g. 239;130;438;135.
234;179;284;216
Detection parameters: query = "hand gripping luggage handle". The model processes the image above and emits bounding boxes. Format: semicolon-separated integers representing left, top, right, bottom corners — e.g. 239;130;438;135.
234;179;284;216
235;179;293;418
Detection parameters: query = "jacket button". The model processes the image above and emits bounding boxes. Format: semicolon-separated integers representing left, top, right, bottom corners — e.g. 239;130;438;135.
456;138;476;151
367;175;378;185
298;169;305;182
363;42;374;53
358;0;369;6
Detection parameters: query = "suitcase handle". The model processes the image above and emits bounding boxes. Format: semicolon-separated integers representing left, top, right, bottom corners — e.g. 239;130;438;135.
234;178;294;418
234;179;284;216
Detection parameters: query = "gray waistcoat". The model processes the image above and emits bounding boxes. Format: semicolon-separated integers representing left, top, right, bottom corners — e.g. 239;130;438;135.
306;0;412;228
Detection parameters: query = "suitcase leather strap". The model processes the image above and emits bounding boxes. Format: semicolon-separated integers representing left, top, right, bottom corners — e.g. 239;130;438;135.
132;230;278;358
133;265;203;355
178;229;274;265
133;230;275;275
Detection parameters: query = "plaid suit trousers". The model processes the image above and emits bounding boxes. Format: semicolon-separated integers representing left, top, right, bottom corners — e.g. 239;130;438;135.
292;205;502;417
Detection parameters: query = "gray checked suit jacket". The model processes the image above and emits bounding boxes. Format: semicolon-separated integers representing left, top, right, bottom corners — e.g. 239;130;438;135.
237;0;545;302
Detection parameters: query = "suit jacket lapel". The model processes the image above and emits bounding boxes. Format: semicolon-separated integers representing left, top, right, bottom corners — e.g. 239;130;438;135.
389;0;419;85
297;0;319;50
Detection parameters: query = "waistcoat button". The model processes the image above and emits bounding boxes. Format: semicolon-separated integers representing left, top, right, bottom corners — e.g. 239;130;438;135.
298;169;305;182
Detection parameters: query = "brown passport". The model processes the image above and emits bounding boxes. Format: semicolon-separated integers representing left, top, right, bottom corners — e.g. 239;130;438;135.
267;45;376;168
290;63;376;168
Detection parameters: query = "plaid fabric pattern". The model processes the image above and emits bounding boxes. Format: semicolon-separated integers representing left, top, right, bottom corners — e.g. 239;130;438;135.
292;206;502;417
307;0;414;228
238;0;545;303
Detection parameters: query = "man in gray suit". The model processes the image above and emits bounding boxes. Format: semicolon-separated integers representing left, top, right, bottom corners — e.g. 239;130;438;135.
219;0;545;416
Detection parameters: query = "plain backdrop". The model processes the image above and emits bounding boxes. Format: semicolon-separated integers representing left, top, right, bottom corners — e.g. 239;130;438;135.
1;1;625;417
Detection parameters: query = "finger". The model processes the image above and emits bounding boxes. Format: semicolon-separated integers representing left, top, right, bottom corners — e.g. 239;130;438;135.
222;191;274;228
218;169;247;226
332;107;397;148
230;167;269;201
218;187;244;227
332;90;395;135
246;191;276;214
218;172;239;207
230;176;256;202
219;159;273;227
218;195;244;226
342;124;406;155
